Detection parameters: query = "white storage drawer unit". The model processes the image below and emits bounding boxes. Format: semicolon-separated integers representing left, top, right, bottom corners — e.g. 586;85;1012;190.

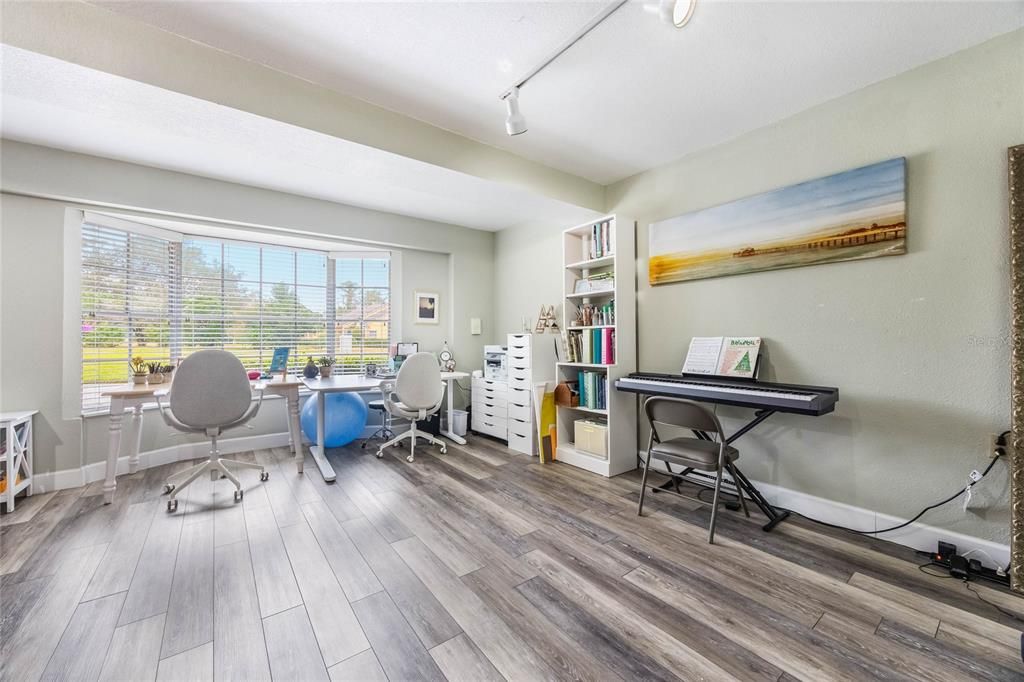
470;334;537;456
504;334;534;455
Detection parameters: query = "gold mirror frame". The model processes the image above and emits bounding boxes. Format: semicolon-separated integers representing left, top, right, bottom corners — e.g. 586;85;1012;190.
1010;144;1024;592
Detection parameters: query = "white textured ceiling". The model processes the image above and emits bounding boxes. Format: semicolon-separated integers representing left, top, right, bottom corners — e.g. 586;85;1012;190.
93;0;1024;185
0;45;597;231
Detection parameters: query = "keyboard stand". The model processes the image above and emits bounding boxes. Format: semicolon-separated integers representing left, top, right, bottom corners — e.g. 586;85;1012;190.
651;408;791;532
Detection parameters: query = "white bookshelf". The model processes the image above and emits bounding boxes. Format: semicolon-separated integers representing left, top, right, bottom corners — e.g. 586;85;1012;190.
555;215;637;477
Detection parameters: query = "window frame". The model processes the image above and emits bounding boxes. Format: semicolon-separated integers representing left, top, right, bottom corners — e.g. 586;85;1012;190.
67;211;395;417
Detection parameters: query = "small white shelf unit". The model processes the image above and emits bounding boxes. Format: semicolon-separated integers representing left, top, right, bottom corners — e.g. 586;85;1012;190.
1;411;36;512
555;215;637;477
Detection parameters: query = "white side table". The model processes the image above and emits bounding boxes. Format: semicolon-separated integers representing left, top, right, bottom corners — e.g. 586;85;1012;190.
0;410;37;512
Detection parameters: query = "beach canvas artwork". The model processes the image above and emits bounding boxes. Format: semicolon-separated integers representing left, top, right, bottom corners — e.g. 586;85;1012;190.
649;158;906;284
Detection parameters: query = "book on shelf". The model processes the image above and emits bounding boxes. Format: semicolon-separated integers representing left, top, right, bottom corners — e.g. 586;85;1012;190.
586;272;614;292
586;220;613;260
565;328;615;364
576;371;608;410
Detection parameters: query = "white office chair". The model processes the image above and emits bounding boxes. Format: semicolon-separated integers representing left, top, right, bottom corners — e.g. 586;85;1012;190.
156;350;267;512
375;352;447;463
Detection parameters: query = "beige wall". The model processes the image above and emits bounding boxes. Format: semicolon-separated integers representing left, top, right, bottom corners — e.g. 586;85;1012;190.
0;141;494;474
494;30;1024;544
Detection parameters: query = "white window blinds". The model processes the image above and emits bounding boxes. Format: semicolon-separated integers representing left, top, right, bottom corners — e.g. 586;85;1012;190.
79;221;391;414
333;257;391;373
180;238;331;372
80;222;178;413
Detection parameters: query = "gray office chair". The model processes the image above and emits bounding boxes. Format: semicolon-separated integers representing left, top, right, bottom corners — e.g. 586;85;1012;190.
156;350;267;512
374;352;447;463
637;396;749;543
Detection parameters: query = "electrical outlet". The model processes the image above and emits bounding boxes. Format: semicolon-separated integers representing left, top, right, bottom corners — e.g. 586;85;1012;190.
990;433;1006;458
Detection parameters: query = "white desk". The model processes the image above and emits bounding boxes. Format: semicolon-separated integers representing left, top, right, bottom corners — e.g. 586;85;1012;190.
101;371;470;500
302;371;470;482
100;377;303;504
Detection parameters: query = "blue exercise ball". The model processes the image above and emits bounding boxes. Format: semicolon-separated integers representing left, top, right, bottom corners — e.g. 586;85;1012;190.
301;393;368;448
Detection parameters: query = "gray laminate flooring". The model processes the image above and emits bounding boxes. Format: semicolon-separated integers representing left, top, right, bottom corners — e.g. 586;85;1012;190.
1;437;1021;681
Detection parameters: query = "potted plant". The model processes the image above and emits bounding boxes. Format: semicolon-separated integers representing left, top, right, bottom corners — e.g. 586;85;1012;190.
317;356;335;378
129;357;148;385
303;356;319;379
147;361;165;384
160;363;175;381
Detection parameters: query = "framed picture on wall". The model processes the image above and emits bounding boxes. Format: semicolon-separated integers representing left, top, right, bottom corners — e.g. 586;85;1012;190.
415;291;439;324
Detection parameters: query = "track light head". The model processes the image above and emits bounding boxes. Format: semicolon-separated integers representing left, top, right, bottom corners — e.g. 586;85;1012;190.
503;87;527;136
659;0;697;28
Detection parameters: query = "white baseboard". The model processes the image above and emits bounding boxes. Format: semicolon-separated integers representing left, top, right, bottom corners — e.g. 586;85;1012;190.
642;456;1010;569
32;431;293;493
31;423;391;494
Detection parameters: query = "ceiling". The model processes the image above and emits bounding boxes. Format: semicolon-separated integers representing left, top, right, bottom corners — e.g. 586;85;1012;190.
0;45;597;231
91;0;1024;185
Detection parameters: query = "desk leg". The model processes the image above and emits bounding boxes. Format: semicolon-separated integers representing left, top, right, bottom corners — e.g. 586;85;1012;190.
103;398;125;504
129;404;144;474
440;378;466;446
288;390;303;474
308;391;337;482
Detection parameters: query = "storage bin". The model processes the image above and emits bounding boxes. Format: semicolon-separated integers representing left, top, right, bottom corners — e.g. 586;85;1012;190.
574;419;608;459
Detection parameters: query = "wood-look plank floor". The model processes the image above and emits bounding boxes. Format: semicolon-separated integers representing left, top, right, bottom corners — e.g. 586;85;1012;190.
2;437;1022;681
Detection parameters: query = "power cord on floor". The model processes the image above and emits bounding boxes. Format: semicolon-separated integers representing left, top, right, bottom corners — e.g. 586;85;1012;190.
917;559;1024;623
917;561;953;579
964;581;1024;623
791;431;1009;537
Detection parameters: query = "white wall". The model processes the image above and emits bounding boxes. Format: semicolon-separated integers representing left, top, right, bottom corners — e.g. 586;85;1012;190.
0;141;494;474
494;30;1024;544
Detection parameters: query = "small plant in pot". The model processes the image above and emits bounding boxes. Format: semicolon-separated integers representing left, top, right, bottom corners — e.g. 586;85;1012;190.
129;357;149;385
147;361;165;384
317;356;335;378
303;356;319;379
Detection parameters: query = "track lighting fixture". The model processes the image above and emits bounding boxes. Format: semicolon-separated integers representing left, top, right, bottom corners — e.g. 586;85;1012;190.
503;87;527;136
498;0;696;136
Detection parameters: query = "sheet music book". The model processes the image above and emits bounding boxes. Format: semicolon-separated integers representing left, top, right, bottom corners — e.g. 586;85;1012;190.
682;337;762;379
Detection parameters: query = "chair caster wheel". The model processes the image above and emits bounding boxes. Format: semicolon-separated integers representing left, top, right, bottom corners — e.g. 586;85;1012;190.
167;499;178;512
234;490;243;503
406;454;415;463
375;449;384;459
163;484;175;495
439;446;447;455
260;471;269;481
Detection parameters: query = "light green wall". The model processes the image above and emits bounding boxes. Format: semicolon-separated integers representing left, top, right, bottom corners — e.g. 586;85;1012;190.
495;30;1024;544
398;249;450;355
0;141;494;474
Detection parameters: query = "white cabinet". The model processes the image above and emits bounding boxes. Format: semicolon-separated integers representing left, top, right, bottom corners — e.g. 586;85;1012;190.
470;333;537;456
504;333;534;455
472;377;508;440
